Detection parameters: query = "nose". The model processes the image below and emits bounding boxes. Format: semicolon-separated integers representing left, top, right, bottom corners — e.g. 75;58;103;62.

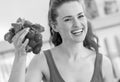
73;18;81;28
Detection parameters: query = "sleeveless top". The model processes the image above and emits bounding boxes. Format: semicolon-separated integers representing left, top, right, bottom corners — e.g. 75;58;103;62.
44;50;104;82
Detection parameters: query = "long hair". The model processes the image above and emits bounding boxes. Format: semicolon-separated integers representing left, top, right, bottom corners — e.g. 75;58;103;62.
84;21;99;53
48;0;99;53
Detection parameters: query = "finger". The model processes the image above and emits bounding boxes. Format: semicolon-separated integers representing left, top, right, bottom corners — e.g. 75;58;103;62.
12;28;29;42
13;28;29;41
22;39;29;49
17;28;30;44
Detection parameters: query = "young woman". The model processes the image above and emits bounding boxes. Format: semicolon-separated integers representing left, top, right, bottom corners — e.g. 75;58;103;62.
8;0;116;82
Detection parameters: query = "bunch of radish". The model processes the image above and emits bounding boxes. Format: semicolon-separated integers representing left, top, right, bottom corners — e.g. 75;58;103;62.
4;18;45;54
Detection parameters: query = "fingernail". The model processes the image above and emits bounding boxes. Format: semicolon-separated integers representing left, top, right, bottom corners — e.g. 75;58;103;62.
26;28;30;32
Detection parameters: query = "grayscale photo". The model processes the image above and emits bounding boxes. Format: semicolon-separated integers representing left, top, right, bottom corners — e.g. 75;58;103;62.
0;0;120;82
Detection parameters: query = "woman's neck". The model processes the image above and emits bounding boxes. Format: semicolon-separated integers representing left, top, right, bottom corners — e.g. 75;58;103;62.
58;41;87;58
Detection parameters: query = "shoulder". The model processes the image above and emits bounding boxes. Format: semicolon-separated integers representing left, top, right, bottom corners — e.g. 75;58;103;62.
101;54;112;75
101;54;112;73
101;54;116;82
28;51;46;69
26;50;50;81
101;54;111;66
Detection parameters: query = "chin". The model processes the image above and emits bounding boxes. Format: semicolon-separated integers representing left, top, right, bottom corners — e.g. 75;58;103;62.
70;31;87;43
72;37;85;43
72;34;86;42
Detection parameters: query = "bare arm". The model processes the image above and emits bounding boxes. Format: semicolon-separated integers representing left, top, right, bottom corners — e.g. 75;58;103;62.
108;53;120;79
8;53;27;82
9;52;44;82
111;57;120;79
102;55;117;82
25;52;45;82
8;28;30;82
8;28;44;82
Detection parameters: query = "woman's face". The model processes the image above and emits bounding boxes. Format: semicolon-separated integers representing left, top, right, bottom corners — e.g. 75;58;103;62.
55;1;88;43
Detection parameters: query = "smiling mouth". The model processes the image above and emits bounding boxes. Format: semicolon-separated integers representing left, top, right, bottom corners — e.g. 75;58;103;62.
71;28;84;36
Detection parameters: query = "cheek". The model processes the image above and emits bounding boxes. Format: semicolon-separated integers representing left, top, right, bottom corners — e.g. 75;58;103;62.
82;17;87;25
59;26;70;36
82;18;88;30
84;23;88;34
57;22;71;34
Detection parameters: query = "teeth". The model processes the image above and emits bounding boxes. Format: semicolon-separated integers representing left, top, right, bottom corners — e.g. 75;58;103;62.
72;29;83;34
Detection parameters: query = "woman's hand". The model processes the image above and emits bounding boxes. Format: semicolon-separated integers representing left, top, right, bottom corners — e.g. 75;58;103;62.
12;28;30;56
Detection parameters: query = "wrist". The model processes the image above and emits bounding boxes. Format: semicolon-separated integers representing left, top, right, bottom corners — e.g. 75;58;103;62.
14;51;27;62
15;49;27;56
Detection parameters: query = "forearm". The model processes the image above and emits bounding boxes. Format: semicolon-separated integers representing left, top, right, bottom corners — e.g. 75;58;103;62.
8;53;27;82
111;57;120;79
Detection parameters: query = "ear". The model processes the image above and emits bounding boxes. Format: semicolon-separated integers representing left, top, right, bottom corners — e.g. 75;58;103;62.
51;22;59;32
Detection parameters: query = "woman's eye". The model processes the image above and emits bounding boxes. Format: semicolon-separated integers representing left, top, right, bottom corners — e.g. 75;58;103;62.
64;18;71;22
78;15;84;19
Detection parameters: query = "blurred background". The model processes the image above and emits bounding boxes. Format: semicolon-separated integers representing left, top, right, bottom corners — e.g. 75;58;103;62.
0;0;120;82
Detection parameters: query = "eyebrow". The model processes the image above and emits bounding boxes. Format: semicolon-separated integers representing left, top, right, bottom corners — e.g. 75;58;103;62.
77;12;83;16
62;12;83;19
